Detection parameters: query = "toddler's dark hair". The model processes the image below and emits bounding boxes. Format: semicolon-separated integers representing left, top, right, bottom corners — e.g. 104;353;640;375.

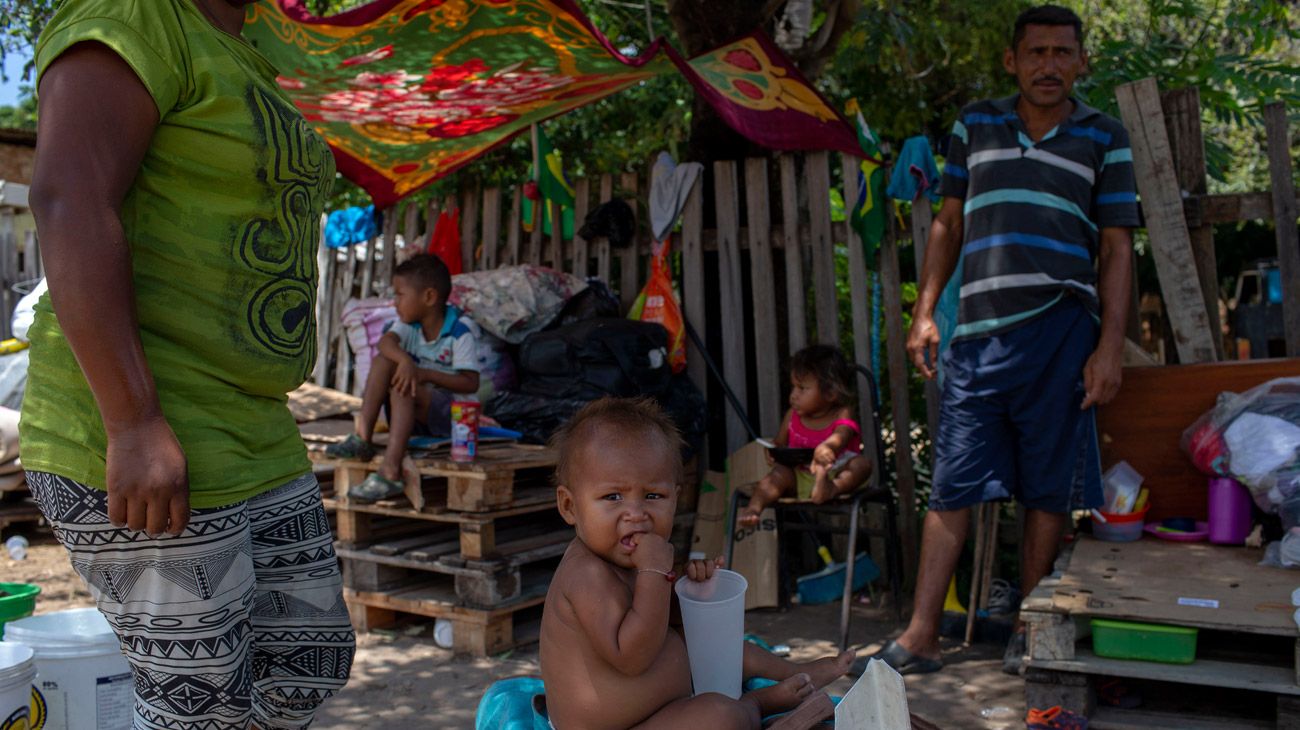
790;344;854;407
393;253;452;300
550;397;683;487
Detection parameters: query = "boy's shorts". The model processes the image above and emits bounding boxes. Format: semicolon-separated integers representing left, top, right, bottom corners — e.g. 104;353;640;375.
929;298;1103;514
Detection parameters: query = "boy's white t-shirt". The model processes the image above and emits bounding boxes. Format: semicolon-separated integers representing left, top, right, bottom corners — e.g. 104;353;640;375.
387;305;481;383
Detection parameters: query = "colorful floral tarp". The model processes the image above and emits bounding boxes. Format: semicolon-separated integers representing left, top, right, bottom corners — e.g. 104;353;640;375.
245;0;862;206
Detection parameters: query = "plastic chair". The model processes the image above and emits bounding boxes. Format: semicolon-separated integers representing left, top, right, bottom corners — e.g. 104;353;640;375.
724;365;904;651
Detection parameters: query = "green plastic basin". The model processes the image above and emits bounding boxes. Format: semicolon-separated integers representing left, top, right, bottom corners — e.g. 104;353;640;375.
0;582;40;639
1091;618;1197;664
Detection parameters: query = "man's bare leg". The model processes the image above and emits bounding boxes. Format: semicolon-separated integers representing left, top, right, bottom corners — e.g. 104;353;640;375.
1017;508;1066;629
891;506;970;660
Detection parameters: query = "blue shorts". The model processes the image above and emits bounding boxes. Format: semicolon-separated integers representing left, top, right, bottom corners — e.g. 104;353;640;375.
930;298;1103;514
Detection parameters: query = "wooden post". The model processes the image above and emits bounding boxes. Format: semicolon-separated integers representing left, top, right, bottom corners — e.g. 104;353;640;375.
596;174;613;283
681;177;708;410
506;187;522;266
618;172;640;312
779;154;808;353
840;154;877;446
528;193;543;267
549;198;563;270
481;187;501;270
1162;87;1223;359
714;160;750;453
401;201;420;262
1115;77;1217;363
376;208;397;296
461;187;480;273
881;212;919;575
334;242;358;393
314;232;334;386
572;178;591;277
358;221;377;300
805;152;839;344
745;158;781;437
1265;101;1300;357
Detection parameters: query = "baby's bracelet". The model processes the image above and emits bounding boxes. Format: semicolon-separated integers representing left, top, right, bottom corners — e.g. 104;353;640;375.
637;568;677;582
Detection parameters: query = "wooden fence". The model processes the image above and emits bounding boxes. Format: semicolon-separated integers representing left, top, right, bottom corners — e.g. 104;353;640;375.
314;149;924;565
0;182;41;340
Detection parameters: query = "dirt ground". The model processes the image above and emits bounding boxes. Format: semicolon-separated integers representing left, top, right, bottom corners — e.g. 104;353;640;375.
4;530;1024;729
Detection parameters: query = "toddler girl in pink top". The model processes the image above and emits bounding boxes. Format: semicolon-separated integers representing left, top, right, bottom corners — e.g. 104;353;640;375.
738;345;873;526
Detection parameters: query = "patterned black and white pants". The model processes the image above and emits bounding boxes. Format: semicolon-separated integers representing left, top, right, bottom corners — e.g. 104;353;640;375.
27;471;355;730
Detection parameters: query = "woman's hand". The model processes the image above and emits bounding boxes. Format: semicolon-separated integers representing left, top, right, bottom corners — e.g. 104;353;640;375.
105;417;190;536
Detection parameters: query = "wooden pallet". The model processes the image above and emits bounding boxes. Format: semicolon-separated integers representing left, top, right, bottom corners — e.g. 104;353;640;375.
313;442;557;512
344;571;548;657
338;519;572;607
1022;536;1300;729
0;497;42;532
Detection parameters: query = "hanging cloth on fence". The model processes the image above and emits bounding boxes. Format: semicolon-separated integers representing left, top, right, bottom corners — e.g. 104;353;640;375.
428;207;463;275
847;100;887;261
522;125;576;239
324;205;378;249
628;239;687;373
886;135;941;203
649;152;704;242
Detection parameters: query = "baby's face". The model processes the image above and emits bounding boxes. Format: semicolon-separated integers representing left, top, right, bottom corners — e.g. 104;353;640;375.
558;430;679;569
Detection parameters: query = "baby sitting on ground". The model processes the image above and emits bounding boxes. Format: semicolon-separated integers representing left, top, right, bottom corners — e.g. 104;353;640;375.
539;397;852;730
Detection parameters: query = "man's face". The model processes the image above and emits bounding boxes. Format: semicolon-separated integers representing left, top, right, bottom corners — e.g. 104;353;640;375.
1004;24;1088;110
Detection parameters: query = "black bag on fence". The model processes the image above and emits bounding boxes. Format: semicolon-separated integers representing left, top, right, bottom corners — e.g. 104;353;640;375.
518;317;672;400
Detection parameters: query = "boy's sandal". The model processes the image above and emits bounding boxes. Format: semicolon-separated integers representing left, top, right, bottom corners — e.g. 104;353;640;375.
850;640;942;676
325;433;376;461
347;473;404;502
1026;705;1088;730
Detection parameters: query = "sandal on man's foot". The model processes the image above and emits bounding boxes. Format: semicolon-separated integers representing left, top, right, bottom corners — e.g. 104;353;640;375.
326;433;376;461
348;473;404;502
850;640;942;676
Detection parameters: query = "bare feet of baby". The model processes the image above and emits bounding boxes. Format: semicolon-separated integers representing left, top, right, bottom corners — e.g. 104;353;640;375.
747;673;816;716
803;650;854;688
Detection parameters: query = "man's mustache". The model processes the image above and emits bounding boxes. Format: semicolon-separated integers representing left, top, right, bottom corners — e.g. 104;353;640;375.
1034;76;1064;84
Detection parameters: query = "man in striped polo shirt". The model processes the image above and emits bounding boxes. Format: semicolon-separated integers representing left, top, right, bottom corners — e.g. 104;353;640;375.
867;5;1139;676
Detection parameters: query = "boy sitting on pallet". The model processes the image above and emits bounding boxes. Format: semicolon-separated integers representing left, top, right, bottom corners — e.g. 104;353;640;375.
328;253;481;501
541;397;852;729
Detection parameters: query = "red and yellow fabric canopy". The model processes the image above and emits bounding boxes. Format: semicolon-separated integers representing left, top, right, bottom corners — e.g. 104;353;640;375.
245;0;861;206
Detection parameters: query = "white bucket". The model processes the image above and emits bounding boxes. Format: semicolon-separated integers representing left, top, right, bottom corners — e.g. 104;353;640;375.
674;569;748;699
4;608;133;730
0;642;36;729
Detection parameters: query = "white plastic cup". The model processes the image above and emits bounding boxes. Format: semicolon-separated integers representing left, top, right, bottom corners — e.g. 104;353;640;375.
0;642;35;729
4;536;26;561
674;569;748;699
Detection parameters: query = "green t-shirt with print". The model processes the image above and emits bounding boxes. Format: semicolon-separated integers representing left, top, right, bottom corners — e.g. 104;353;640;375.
21;0;335;508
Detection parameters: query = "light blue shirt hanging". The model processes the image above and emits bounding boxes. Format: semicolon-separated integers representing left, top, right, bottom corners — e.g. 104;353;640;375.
324;205;379;249
885;136;941;203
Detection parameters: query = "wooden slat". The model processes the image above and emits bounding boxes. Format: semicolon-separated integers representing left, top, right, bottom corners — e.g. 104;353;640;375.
714;160;750;453
334;242;358;392
481;187;501;270
1186;191;1300;226
549;198;563;270
506;186;522;266
572;178;590;277
376;207;397;297
618;171;640;312
840;154;875;442
745;158;781;437
528;188;543;267
0;208;13;339
681;176;707;404
779;154;808;353
1162;87;1222;359
805;152;839;344
1115;77;1217;363
596;174;613;283
1030;648;1300;697
880;214;918;574
461;187;480;273
1265;101;1300;357
314;238;334;386
358;226;376;301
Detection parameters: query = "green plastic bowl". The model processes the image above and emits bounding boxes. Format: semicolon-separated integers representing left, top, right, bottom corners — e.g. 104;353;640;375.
0;582;40;639
1092;618;1197;664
